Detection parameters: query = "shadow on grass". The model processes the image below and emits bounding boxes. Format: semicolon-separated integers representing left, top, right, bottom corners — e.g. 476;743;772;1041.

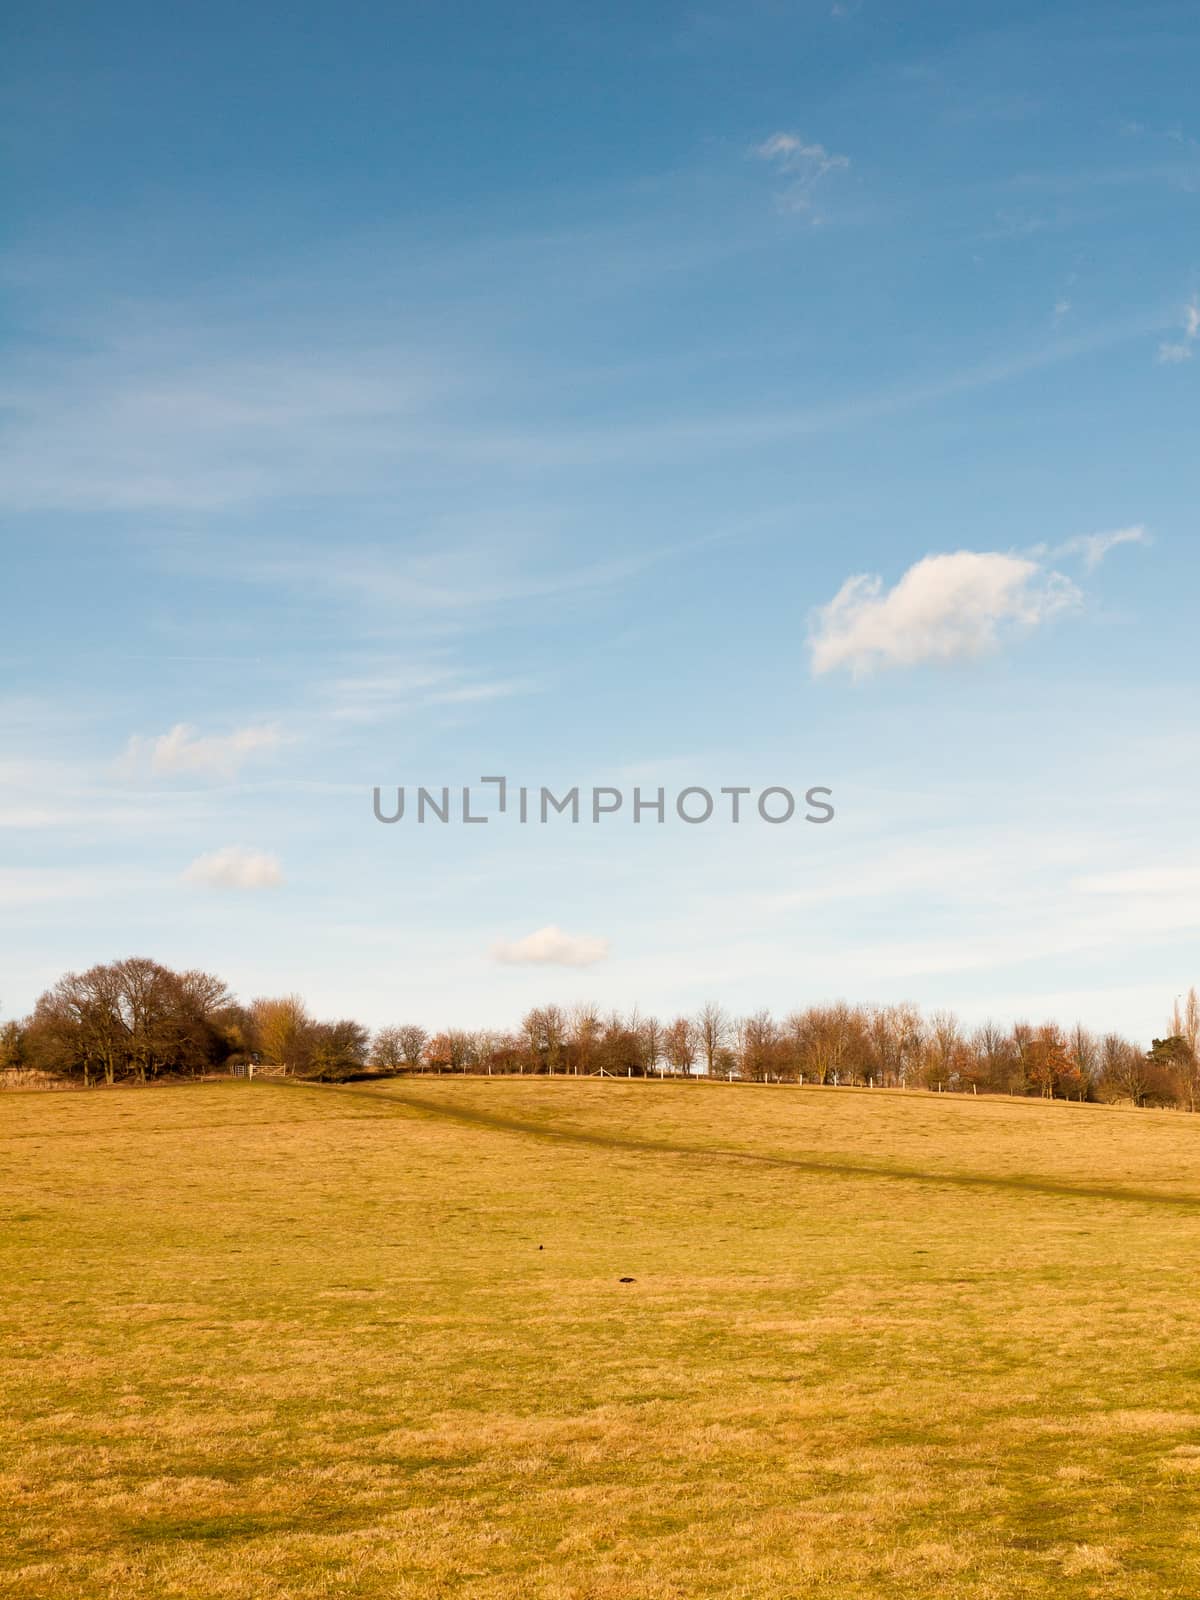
271;1079;1200;1217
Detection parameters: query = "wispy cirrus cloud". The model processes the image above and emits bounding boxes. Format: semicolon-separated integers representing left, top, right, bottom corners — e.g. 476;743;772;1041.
235;536;655;620
810;550;1081;678
1074;865;1200;896
491;924;609;967
182;846;284;890
0;328;457;514
1055;525;1151;570
322;667;536;725
0;273;1168;516
121;722;287;781
751;131;850;215
0;867;151;908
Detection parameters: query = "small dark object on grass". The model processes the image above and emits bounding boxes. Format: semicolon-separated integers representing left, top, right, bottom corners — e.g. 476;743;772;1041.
619;1276;635;1283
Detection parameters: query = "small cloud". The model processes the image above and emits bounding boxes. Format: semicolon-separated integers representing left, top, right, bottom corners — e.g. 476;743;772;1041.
809;550;1081;678
1057;525;1150;571
753;132;850;177
755;132;802;162
183;846;284;890
1053;297;1072;325
121;722;286;781
1157;298;1199;363
751;131;849;216
491;924;609;968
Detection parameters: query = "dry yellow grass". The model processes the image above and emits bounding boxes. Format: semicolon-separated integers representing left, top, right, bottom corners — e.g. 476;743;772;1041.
3;1076;1200;1597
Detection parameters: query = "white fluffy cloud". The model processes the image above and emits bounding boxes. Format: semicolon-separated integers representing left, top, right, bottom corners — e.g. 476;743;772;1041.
491;924;609;967
122;722;286;781
183;847;284;890
810;550;1081;678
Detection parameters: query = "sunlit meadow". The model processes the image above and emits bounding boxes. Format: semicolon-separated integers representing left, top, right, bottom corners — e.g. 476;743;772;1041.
4;1077;1200;1598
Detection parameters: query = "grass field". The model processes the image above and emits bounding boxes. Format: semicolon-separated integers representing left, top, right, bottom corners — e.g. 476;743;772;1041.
4;1077;1200;1598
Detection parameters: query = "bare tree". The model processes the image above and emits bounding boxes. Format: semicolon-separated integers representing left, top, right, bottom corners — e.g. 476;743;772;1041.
1184;988;1200;1060
923;1010;962;1090
251;994;314;1075
475;1029;522;1074
867;1002;925;1087
27;960;238;1083
523;1005;567;1074
867;1004;902;1086
1099;1033;1149;1106
1011;1020;1036;1092
1069;1024;1100;1100
784;1003;865;1085
372;1026;405;1071
0;1018;27;1073
694;1002;728;1077
639;1014;665;1076
396;1024;429;1068
663;1017;696;1075
1171;988;1200;1111
568;1002;602;1075
593;1012;643;1076
737;1010;779;1081
969;1019;1018;1094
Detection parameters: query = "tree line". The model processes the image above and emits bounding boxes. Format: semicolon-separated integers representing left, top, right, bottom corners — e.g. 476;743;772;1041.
3;957;1200;1110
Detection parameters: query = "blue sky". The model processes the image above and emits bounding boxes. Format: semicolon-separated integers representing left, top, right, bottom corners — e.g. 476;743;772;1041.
2;0;1198;1039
